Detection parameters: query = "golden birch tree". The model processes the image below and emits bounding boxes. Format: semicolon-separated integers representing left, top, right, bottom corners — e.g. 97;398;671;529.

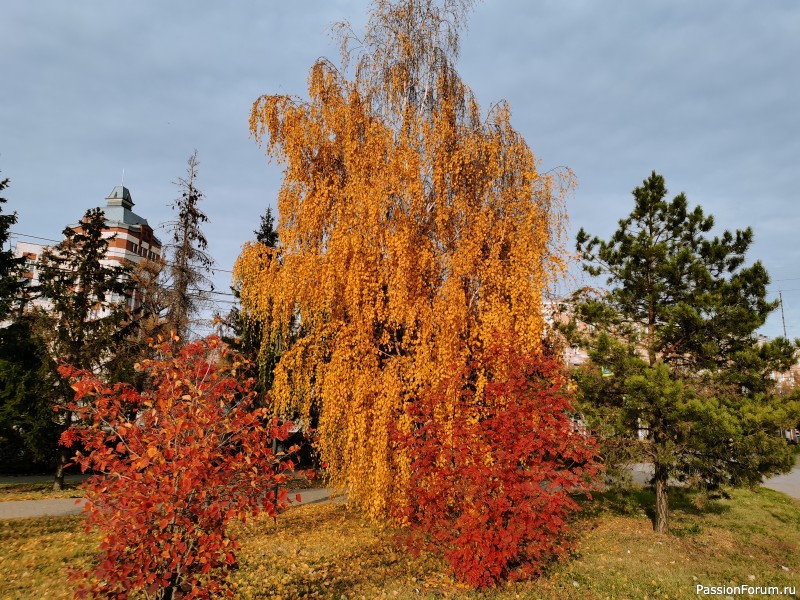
235;0;572;519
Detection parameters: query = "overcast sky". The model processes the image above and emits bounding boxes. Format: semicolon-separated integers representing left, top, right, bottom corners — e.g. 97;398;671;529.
2;1;798;338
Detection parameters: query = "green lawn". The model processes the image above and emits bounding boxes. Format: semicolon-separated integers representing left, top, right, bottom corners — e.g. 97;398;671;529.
1;486;798;599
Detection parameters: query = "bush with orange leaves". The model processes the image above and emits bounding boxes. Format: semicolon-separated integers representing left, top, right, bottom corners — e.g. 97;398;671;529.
393;340;601;589
59;337;304;599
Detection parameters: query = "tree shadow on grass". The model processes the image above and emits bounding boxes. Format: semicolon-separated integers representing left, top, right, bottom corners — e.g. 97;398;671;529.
574;484;730;531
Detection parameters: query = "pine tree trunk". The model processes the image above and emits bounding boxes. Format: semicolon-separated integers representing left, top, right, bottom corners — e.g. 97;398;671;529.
653;462;669;533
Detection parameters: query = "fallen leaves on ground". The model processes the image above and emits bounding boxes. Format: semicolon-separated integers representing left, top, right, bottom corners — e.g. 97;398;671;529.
0;482;83;502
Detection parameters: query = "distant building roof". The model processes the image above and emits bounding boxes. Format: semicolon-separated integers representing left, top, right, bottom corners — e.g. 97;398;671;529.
68;185;161;247
107;185;133;208
101;186;153;230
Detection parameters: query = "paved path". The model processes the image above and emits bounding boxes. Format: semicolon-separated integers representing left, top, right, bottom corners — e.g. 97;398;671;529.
763;455;800;499
0;488;338;520
2;457;799;519
0;497;87;519
628;458;800;499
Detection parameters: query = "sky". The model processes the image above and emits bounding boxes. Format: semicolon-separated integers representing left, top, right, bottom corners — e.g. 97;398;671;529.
2;0;799;338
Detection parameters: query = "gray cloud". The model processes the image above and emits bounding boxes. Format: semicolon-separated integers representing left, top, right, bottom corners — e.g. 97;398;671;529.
2;0;798;336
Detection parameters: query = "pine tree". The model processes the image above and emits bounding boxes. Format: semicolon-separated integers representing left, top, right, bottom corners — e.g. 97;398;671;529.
35;208;136;489
164;151;214;342
564;171;800;533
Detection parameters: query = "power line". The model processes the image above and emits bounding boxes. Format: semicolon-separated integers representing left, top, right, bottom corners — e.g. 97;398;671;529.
12;227;798;299
8;232;61;244
8;229;235;274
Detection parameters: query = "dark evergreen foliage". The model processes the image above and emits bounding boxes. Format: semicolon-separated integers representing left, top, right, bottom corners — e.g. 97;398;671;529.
36;208;135;371
0;173;27;320
563;171;800;532
225;205;281;400
0;317;59;474
35;208;136;487
254;206;279;247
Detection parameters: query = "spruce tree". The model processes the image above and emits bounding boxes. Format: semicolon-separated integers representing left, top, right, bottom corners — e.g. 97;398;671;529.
0;316;58;474
564;171;800;533
164;151;214;342
0;172;26;319
36;208;135;489
254;206;278;247
225;205;281;398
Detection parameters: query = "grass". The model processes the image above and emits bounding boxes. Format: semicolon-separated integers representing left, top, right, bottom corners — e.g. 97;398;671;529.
0;472;315;502
0;481;83;502
1;486;798;599
0;516;95;599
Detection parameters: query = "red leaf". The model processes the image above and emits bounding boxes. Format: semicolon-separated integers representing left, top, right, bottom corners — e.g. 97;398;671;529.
390;337;602;589
61;336;289;597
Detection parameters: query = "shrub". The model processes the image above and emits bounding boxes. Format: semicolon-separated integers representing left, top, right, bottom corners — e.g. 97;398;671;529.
393;340;601;588
60;337;303;599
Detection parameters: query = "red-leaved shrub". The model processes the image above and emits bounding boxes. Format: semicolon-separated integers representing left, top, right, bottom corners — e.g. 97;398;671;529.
60;337;304;599
393;341;601;588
